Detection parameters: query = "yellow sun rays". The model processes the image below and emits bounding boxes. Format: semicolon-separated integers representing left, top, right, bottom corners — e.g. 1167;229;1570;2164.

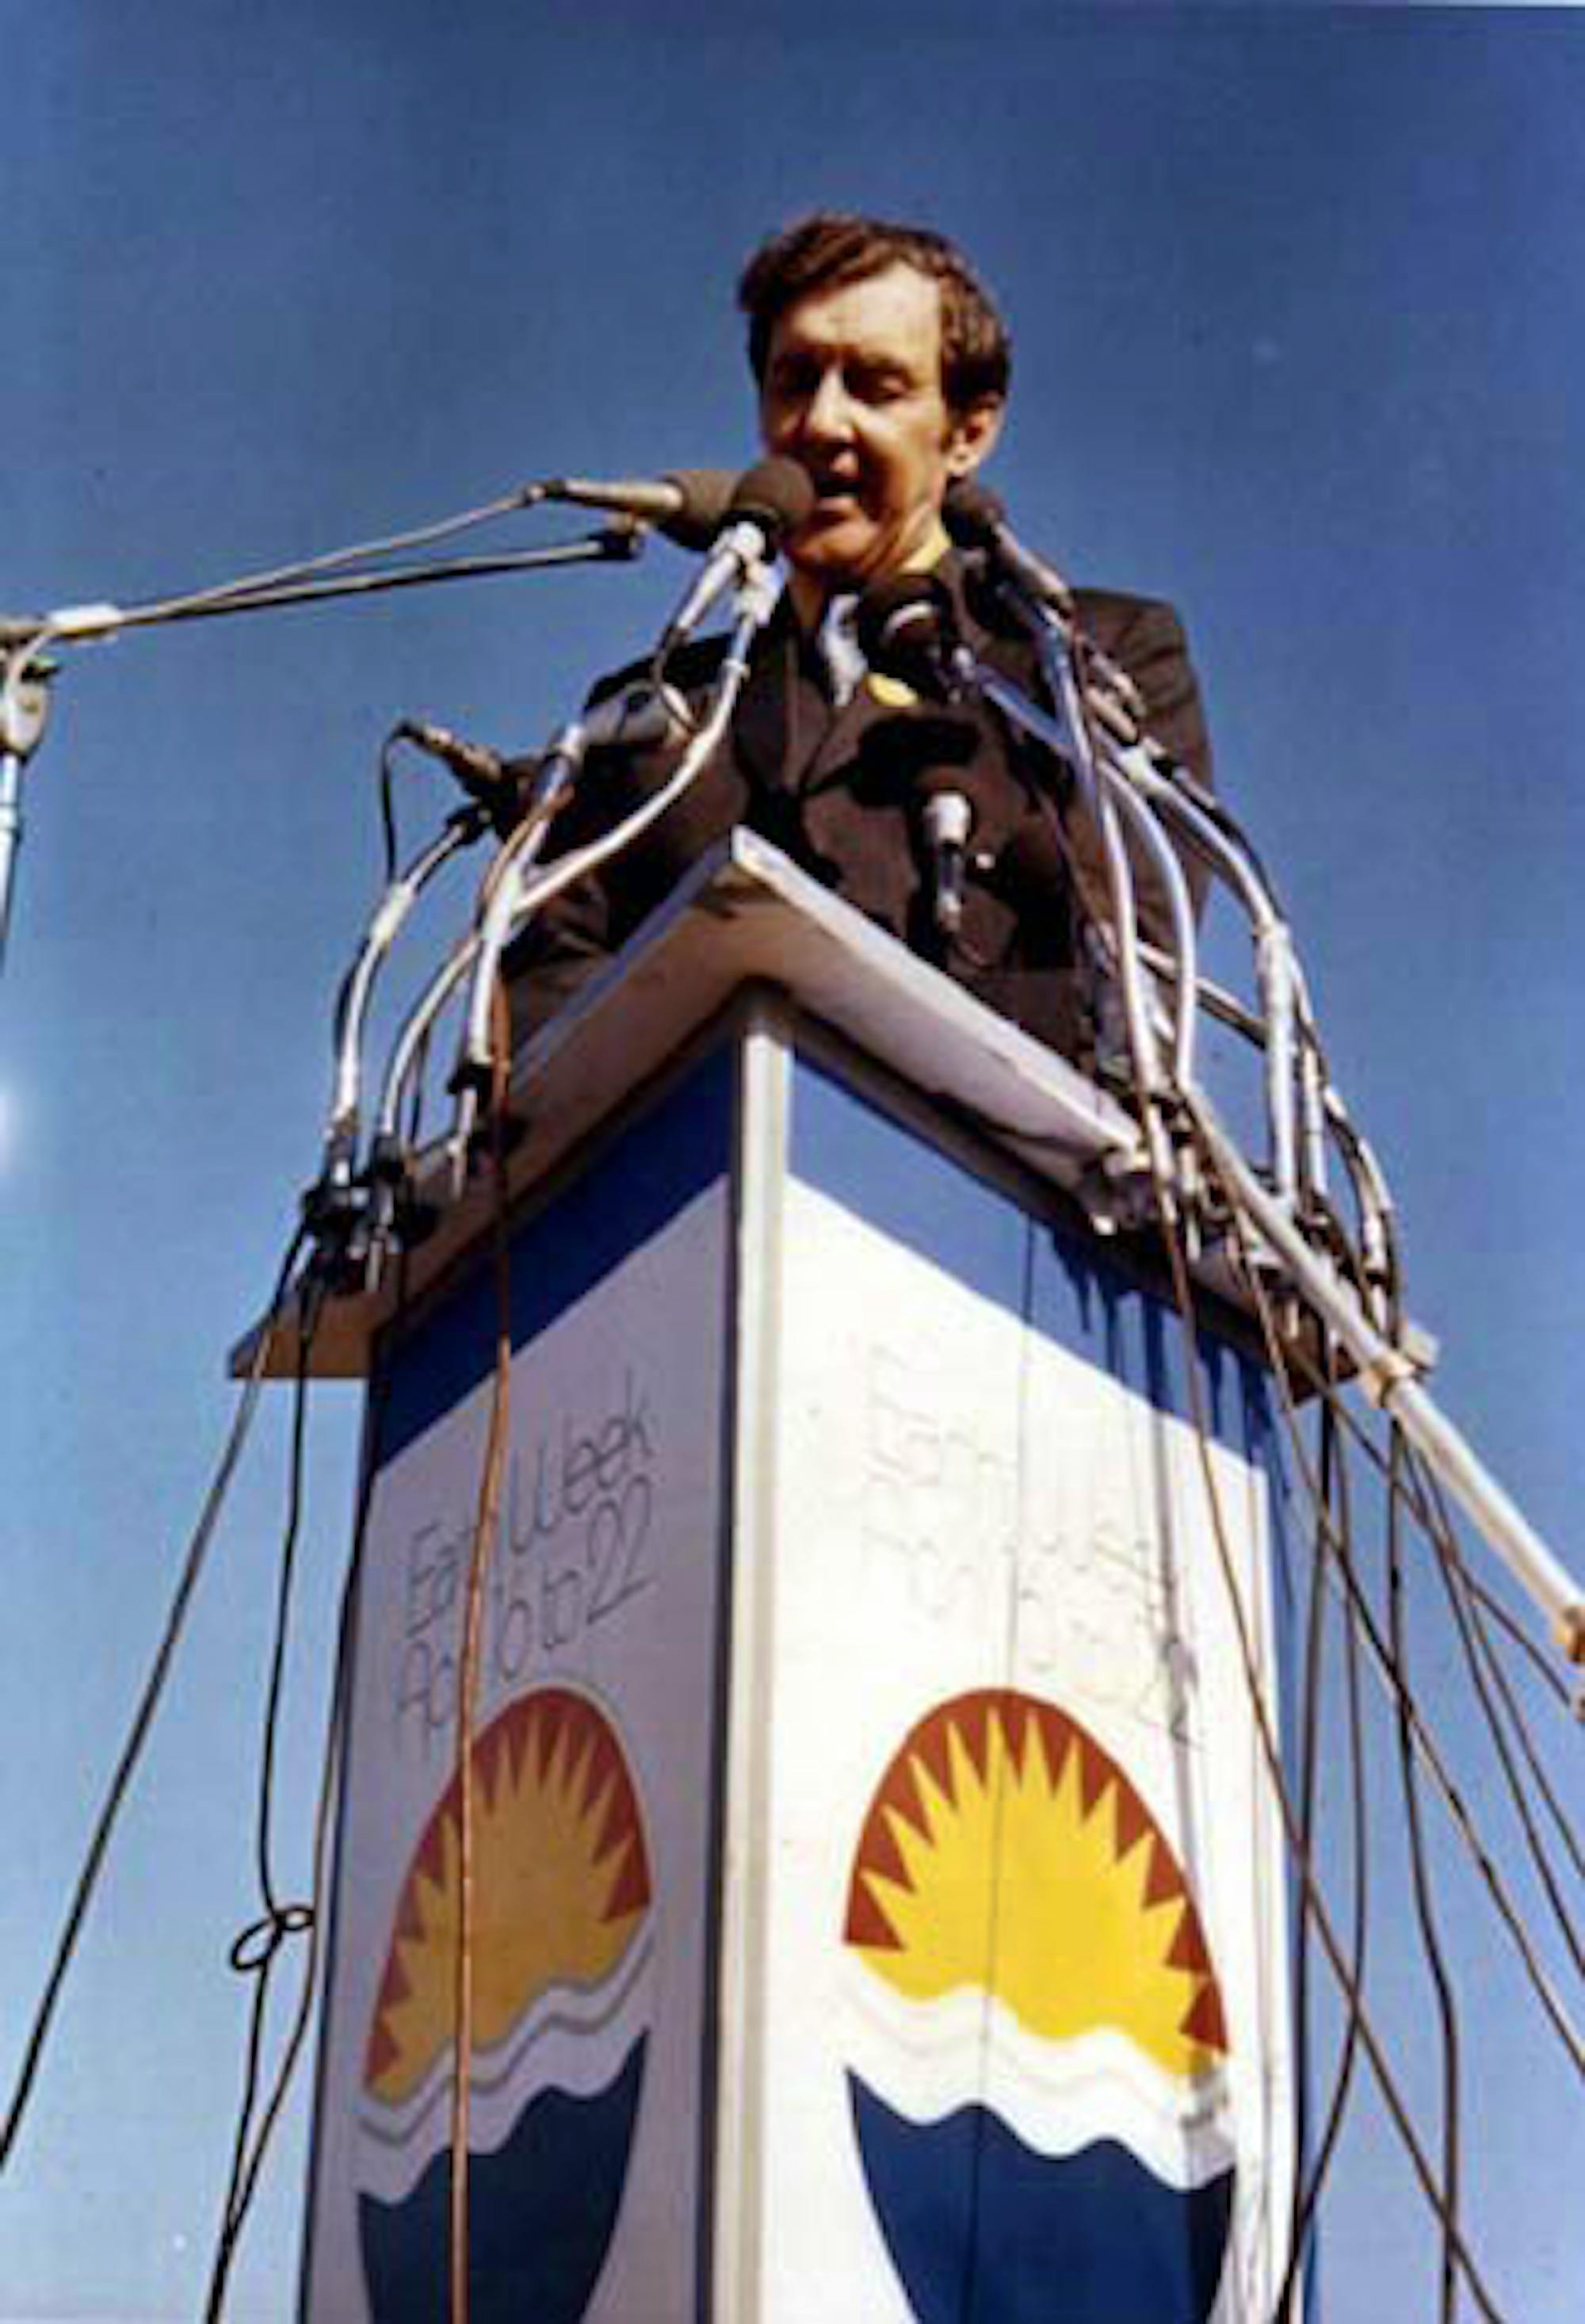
847;1693;1225;2082
366;1692;651;2104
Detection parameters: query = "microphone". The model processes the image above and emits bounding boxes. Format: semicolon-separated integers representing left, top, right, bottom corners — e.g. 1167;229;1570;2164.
919;777;973;938
661;457;815;648
851;578;979;936
537;468;739;551
395;718;510;804
945;481;1159;765
942;480;1074;615
854;572;969;703
516;678;692;822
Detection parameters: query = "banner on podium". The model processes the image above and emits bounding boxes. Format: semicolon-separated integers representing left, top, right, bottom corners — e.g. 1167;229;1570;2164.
744;1059;1296;2324
302;1061;735;2322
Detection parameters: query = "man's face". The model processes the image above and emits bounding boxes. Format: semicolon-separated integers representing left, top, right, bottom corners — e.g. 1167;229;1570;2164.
758;262;1001;599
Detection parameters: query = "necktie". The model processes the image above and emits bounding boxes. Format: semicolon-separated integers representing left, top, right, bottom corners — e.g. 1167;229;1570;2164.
815;592;866;709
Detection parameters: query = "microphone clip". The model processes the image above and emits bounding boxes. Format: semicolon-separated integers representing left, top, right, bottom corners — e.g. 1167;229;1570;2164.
921;788;973;939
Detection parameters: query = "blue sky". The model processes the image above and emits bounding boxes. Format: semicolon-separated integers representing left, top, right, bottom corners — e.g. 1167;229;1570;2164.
2;4;1583;2316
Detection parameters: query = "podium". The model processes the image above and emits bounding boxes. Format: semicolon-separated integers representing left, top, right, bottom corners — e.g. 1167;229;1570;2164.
295;833;1300;2322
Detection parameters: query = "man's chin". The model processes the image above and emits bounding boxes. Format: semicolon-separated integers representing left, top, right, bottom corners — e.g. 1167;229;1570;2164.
785;517;884;594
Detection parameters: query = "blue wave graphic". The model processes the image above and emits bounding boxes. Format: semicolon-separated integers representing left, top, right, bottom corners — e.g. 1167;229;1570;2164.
358;2033;647;2323
850;2073;1233;2324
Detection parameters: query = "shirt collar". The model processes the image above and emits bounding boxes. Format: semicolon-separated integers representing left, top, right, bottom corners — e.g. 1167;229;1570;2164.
785;517;957;635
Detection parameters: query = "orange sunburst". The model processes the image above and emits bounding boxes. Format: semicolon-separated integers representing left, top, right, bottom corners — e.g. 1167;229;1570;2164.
845;1689;1226;2080
365;1689;652;2105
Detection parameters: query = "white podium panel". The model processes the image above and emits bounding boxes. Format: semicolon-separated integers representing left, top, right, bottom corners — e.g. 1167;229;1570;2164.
726;1055;1296;2324
302;1052;737;2322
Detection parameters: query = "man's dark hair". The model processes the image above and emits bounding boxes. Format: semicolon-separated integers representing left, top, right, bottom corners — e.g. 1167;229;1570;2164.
738;212;1011;415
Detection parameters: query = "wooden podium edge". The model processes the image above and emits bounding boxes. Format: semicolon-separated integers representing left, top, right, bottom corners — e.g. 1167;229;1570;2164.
232;832;1158;1382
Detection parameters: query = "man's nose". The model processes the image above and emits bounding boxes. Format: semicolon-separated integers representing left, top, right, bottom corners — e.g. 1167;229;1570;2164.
799;366;854;442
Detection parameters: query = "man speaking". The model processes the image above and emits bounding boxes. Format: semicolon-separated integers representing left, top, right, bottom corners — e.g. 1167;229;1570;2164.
510;211;1213;1064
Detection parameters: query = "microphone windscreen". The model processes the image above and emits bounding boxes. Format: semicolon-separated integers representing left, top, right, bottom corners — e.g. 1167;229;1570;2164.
856;572;959;701
728;456;817;542
941;477;1006;549
659;468;739;549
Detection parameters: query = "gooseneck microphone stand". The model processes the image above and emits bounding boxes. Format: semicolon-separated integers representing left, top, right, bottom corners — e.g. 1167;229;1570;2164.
361;555;784;1244
355;465;813;1239
304;801;496;1278
0;498;644;984
866;535;1585;1669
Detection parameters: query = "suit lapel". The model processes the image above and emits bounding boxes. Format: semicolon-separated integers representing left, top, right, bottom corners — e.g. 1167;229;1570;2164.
731;550;1036;804
731;602;899;800
797;548;1010;797
797;676;907;796
725;601;802;799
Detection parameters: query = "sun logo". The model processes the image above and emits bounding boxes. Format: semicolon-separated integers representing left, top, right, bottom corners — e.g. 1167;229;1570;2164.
357;1688;655;2324
843;1688;1236;2324
846;1688;1226;2074
365;1691;651;2103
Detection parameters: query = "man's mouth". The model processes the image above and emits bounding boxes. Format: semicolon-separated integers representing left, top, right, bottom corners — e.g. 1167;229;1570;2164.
808;468;863;510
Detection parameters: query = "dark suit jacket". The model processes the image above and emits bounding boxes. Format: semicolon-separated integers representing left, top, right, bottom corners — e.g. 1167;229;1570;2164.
506;549;1213;1063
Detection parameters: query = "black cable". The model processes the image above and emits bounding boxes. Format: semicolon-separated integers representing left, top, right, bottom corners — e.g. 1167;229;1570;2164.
1171;1141;1508;2316
1276;1401;1371;2318
257;1332;315;1912
1279;1392;1336;2310
406;1019;432;1156
199;1227;413;2313
1216;1149;1585;2079
1285;1343;1585;1997
448;984;518;2324
239;1233;423;2303
1148;1193;1392;2308
0;1225;310;2178
379;731;404;885
1230;1265;1583;1917
204;1324;318;2321
1457;1581;1585;1886
1414;1458;1585;1960
1387;1428;1464;2324
221;1401;369;2229
1277;1416;1371;2318
197;713;459;2305
1232;1225;1382;2316
203;1895;312;2324
1460;1568;1580;1715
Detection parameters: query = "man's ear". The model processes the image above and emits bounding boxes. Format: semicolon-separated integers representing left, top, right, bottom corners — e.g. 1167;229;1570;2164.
945;396;1005;478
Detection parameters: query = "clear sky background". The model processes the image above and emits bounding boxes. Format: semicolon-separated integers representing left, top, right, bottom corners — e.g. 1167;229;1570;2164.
1;2;1582;2318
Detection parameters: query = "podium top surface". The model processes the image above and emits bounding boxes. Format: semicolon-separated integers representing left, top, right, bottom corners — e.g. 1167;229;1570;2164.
246;831;1142;1378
